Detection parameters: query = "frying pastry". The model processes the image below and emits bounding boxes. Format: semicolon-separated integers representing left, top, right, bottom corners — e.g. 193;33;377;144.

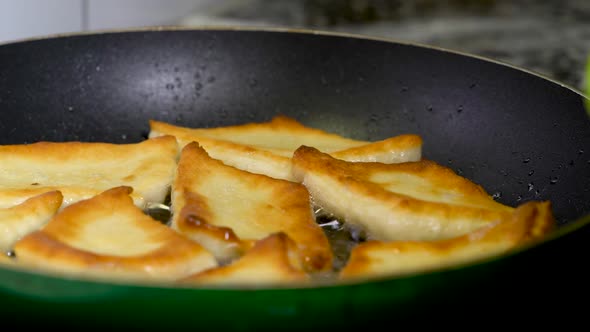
149;116;422;181
329;134;422;163
0;190;63;252
340;201;555;280
291;146;514;241
169;134;295;181
179;233;309;286
0;113;559;288
171;142;332;272
150;115;368;153
13;187;217;283
0;136;178;209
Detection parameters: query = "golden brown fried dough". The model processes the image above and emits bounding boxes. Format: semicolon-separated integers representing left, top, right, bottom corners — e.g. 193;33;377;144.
150;115;367;152
13;187;217;283
292;146;513;241
340;201;555;280
0;190;62;252
330;134;422;163
149;116;422;181
0;136;178;209
179;233;309;286
171;142;332;272
173;135;296;181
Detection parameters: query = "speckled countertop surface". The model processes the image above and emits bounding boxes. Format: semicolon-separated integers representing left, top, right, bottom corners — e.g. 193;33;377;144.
180;0;590;93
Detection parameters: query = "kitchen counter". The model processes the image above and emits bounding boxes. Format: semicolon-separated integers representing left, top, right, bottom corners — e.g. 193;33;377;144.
179;0;590;93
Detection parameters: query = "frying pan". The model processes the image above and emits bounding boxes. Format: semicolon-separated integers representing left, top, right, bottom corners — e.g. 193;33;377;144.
0;28;589;330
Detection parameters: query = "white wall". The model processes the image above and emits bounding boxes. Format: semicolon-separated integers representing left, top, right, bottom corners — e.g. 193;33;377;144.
87;0;208;30
0;0;209;44
0;0;82;43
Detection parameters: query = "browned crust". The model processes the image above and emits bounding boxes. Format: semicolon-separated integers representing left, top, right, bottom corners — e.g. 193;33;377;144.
0;187;98;208
179;232;309;286
0;190;63;251
331;134;423;163
14;186;217;282
5;190;63;216
178;135;294;180
149;115;367;151
292;145;512;224
0;135;177;161
294;145;502;204
0;136;179;207
150;117;425;183
172;142;333;272
175;190;247;261
341;200;555;279
341;174;511;221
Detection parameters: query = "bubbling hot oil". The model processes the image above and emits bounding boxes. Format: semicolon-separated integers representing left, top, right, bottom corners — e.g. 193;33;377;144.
2;199;362;284
144;202;363;280
314;207;365;275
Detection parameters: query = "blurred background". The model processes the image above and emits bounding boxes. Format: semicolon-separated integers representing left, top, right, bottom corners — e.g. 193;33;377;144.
1;0;588;91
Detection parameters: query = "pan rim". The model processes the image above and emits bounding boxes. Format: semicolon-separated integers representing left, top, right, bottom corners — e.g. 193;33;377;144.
0;25;588;100
0;25;588;292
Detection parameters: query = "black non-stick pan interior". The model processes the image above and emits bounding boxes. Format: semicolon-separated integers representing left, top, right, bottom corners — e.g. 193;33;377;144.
0;28;589;329
1;29;588;222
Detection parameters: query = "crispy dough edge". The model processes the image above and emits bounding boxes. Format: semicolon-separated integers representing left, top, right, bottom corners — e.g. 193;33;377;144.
179;232;309;286
340;200;555;279
172;142;333;272
0;190;63;252
292;146;513;241
13;186;217;282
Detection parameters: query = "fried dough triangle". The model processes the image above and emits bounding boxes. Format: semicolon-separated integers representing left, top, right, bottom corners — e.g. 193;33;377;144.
340;201;555;280
291;146;514;241
179;233;309;286
0;136;178;209
0;190;62;252
150;115;367;152
171;142;332;272
149;116;422;181
13;186;217;282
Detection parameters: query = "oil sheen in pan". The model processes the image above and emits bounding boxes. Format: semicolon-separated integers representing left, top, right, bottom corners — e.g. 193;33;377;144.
145;202;362;275
315;206;365;272
0;198;360;278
